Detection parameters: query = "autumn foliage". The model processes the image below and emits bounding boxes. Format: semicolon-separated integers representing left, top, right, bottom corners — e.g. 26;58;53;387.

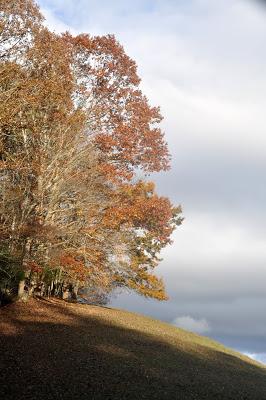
0;0;182;304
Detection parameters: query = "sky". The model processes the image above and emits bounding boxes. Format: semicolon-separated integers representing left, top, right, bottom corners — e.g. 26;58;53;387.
37;0;266;364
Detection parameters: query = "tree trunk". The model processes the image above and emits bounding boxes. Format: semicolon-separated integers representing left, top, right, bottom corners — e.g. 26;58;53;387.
17;238;32;300
62;288;69;300
17;279;26;299
71;281;79;300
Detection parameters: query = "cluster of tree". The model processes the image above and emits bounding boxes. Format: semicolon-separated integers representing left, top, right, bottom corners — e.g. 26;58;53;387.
0;0;183;305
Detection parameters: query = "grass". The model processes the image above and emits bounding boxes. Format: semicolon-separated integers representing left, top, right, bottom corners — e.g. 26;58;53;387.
1;297;266;399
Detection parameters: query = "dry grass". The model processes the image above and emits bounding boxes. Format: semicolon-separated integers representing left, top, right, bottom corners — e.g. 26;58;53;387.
1;298;266;399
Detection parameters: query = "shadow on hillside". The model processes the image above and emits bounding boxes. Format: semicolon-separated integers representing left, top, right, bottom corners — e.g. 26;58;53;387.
1;300;266;400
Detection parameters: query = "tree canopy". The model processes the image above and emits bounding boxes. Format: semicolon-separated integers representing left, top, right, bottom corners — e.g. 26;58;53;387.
0;0;183;305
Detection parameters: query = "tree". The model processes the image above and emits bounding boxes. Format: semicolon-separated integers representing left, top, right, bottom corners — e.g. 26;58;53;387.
0;0;182;303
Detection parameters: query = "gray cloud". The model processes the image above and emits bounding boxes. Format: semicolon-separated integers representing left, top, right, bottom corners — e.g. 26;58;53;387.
39;0;266;361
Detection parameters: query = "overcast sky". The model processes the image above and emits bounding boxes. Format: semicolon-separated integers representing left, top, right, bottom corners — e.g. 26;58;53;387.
38;0;266;364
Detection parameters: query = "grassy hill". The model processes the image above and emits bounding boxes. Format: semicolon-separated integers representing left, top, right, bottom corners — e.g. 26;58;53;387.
1;298;266;400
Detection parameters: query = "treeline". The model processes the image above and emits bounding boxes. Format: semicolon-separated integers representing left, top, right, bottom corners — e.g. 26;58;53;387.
0;0;182;305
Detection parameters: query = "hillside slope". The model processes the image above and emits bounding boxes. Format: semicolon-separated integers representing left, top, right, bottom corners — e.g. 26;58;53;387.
0;298;266;400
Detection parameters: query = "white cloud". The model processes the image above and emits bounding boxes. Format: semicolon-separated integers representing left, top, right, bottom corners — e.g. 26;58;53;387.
41;8;77;34
172;315;211;334
38;0;266;159
244;352;266;365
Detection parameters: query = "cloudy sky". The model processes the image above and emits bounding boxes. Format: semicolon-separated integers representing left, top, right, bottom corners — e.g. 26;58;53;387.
38;0;266;363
